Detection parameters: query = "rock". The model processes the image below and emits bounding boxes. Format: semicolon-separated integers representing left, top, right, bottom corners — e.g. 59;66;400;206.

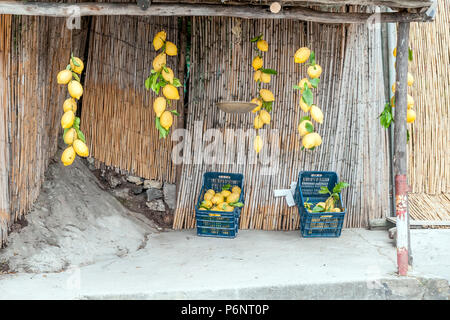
145;199;166;212
143;179;163;190
132;186;143;195
163;183;177;210
146;188;163;202
112;188;131;200
88;163;96;171
86;157;95;165
127;175;143;185
107;174;122;189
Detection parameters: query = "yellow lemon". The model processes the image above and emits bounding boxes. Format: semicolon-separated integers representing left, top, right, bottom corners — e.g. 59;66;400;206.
303;132;322;149
224;205;235;212
201;200;213;209
70;57;84;74
211;194;224;205
407;109;416;123
61;110;75;129
251;98;262;113
159;111;173;130
231;186;241;194
61;146;76;166
298;78;312;92
254;135;263;153
259;109;271;124
204;192;214;201
162;84;180;100
310;104;324;124
63;98;77;113
407;72;414;86
260;89;275;102
254;70;262;82
260;72;271;83
221;190;232;198
165;41;178;56
393;47;397;57
257;39;268;52
73;139;89;157
307;64;322;79
206;189;215;195
226;193;239;204
68;80;83;100
298;119;313;137
57;69;73;85
198;207;207;211
153;97;166;117
331;208;341;212
299;97;311;113
294;47;310;63
152;52;167;72
392;83;396;93
153;31;166;51
252;56;263;71
390;96;395;107
254;115;264;129
162;67;174;84
63;128;77;145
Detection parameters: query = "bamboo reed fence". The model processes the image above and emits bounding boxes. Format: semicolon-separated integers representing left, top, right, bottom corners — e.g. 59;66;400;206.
81;15;183;183
0;15;71;247
173;16;391;230
408;0;450;221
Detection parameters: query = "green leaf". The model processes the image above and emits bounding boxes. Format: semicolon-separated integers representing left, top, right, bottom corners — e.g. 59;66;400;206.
74;117;81;130
312;204;325;212
75;128;86;143
162;65;169;73
170;110;180;116
72;72;80;82
318;186;330;194
300;115;311;122
145;77;151;90
302;86;313;106
71;54;81;67
222;184;231;191
379;103;393;129
407;129;410;143
172;78;182;87
155;117;169;139
261;68;277;75
310;78;320;88
293;85;303;91
66;64;71;71
250;35;262;42
309;51;316;66
229;202;244;208
63;128;69;140
332;182;349;194
305;122;314;133
408;48;413;62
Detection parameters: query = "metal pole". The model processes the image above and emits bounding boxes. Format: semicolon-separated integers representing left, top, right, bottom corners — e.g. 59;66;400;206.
393;22;411;276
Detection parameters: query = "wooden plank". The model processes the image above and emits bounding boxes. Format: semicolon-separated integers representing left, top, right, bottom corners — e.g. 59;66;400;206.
393;22;411;276
387;216;450;227
0;2;434;23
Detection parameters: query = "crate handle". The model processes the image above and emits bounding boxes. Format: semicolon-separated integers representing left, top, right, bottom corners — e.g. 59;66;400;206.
209;213;221;217
217;175;231;179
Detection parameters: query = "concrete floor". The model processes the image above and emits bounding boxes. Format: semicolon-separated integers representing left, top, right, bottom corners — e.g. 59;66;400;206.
0;228;448;300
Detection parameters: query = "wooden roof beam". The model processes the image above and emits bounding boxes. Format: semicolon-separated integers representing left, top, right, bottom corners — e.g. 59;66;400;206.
0;1;435;23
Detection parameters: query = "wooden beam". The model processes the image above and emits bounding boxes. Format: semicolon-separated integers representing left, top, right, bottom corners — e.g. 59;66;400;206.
393;22;411;276
0;2;434;23
387;217;450;227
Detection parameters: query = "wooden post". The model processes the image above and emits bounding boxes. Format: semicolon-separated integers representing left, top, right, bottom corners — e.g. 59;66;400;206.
393;22;411;276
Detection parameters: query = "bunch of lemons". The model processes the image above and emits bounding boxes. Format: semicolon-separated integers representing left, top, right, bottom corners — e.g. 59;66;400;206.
293;47;323;150
145;30;182;139
391;47;416;124
198;185;243;212
57;54;89;166
250;35;277;154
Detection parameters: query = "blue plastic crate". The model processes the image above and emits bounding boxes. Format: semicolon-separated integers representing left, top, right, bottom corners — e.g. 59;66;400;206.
294;171;346;238
195;172;244;238
196;212;239;238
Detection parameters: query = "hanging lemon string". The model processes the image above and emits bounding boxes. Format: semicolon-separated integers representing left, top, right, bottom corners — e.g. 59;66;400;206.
293;47;323;151
145;30;182;139
379;47;415;142
57;52;89;167
250;34;277;153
